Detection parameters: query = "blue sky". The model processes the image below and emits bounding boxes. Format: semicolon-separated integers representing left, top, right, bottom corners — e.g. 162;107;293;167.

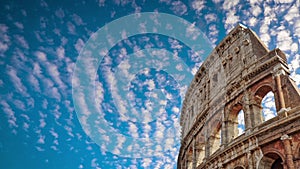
1;0;300;169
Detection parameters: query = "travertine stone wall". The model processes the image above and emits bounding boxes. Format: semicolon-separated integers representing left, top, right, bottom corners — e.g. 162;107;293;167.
178;24;300;169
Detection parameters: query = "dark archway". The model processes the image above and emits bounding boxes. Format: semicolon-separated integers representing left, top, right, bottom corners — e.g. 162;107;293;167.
258;152;284;169
271;158;283;169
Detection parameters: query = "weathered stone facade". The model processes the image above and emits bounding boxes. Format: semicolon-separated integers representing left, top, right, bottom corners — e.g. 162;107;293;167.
177;24;300;169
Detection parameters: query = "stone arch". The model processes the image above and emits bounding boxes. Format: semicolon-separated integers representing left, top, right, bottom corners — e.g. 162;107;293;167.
227;103;245;141
258;150;285;169
251;84;277;125
254;84;275;106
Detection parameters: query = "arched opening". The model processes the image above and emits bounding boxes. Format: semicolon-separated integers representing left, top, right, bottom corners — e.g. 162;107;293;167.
228;103;245;141
261;91;277;121
253;85;276;125
237;109;245;136
258;152;284;169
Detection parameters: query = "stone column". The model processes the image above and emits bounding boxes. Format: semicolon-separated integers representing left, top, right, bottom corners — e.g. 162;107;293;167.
274;73;285;109
249;100;263;127
221;108;229;145
243;92;252;132
281;134;295;169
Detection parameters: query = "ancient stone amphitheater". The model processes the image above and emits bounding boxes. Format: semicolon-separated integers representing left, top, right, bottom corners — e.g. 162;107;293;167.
177;24;300;169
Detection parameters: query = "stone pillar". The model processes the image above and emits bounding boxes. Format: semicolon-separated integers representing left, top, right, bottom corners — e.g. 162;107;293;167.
243;92;252;132
221;110;228;146
249;101;263;127
221;120;227;145
221;108;230;145
205;136;210;159
273;69;286;110
281;134;295;169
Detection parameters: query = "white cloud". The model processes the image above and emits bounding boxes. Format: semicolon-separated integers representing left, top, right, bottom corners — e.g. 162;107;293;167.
284;4;299;22
75;38;85;54
35;51;47;61
276;29;292;51
290;54;300;72
224;11;240;32
46;63;67;90
205;13;217;23
223;0;239;10
13;99;26;111
128;122;139;138
274;0;294;4
1;101;18;128
172;106;179;113
7;66;29;97
55;8;65;19
67;21;76;35
0;24;10;55
28;74;41;92
37;135;45;144
56;46;65;60
191;0;205;12
291;73;300;86
186;22;200;40
251;4;262;17
14;22;24;30
170;1;187;16
142;158;152;168
72;14;84;26
39;118;46;128
291;43;298;53
14;35;29;49
248;17;258;27
262;92;276;121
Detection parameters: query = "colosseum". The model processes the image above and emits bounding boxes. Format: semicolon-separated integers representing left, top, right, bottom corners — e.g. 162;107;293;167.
177;24;300;169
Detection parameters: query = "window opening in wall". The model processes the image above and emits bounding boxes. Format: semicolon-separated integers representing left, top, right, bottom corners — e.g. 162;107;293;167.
261;91;277;121
237;110;245;136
